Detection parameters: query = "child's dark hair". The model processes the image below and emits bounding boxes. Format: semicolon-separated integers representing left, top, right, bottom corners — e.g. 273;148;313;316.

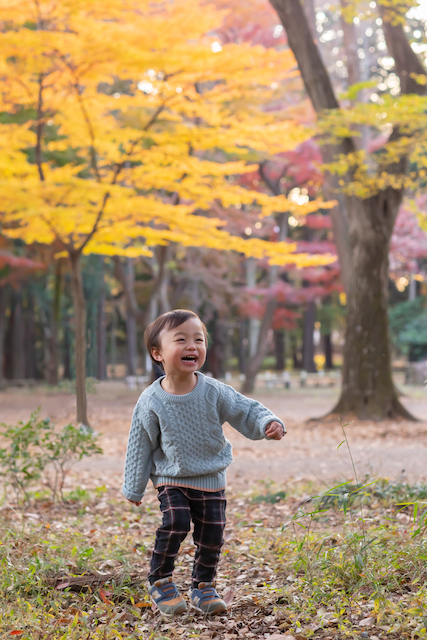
144;309;208;370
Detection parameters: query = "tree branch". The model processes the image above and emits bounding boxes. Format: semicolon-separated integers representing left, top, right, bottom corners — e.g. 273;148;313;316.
113;256;146;323
77;191;110;254
57;54;102;182
379;3;427;96
259;161;281;196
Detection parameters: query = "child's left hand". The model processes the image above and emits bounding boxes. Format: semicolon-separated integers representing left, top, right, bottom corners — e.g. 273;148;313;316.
265;421;285;440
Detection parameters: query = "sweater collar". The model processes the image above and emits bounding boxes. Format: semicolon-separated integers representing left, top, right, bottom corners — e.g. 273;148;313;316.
154;371;205;403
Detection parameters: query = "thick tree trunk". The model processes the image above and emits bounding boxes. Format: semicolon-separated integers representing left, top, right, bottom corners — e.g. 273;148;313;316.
333;193;413;419
69;251;90;428
270;0;421;420
0;286;7;388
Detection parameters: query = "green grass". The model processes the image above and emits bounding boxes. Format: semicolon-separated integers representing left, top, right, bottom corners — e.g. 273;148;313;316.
2;477;427;639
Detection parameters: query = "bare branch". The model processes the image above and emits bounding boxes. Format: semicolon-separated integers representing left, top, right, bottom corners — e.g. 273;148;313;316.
77;191;110;254
56;54;102;182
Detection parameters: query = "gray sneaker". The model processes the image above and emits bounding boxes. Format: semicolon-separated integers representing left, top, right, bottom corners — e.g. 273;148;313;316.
148;577;187;615
189;582;227;614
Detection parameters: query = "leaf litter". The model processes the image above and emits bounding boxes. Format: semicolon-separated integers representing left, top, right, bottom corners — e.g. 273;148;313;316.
2;466;427;639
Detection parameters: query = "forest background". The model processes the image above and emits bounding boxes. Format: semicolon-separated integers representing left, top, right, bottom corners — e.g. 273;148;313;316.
2;2;427;638
0;0;427;426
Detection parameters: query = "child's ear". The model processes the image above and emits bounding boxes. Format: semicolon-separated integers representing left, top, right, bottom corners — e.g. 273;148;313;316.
151;346;162;363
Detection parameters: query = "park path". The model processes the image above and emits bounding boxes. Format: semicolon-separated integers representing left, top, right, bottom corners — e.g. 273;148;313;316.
1;381;426;490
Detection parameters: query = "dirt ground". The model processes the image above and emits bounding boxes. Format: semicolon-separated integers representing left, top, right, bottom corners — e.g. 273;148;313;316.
1;378;427;493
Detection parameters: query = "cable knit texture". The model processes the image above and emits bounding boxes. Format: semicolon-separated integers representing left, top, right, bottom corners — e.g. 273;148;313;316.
122;372;285;502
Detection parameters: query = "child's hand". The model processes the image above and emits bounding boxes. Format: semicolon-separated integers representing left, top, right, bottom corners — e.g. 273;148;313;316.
127;498;142;506
265;421;285;440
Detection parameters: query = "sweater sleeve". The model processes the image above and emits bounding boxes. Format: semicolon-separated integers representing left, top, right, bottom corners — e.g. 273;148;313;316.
216;382;285;440
122;400;155;502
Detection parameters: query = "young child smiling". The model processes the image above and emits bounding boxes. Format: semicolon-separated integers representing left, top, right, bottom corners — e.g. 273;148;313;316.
122;309;285;615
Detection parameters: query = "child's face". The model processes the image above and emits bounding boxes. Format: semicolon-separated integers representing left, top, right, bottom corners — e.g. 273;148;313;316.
152;317;207;376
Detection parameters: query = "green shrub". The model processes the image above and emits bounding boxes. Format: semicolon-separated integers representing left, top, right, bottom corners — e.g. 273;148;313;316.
0;410;103;504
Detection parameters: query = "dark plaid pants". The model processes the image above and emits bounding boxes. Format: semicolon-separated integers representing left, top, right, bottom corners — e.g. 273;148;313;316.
149;486;226;586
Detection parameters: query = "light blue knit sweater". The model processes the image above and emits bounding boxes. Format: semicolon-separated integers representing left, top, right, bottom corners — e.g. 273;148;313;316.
122;372;285;502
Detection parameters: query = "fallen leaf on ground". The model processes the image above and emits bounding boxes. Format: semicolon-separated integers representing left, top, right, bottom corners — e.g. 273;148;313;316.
223;589;235;606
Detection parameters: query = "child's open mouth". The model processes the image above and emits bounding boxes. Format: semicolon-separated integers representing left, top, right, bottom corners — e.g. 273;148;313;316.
181;356;197;362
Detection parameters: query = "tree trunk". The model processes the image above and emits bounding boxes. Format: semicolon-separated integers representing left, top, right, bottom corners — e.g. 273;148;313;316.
238;319;247;374
63;320;72;380
206;314;227;379
69;251;90;428
269;0;422;420
110;306;118;379
340;0;360;89
47;265;61;384
242;210;287;393
246;258;260;357
156;245;170;314
292;334;301;369
25;290;37;380
241;298;276;394
125;259;139;376
302;300;316;372
126;310;138;376
302;0;316;40
274;329;285;371
323;333;333;370
11;288;25;380
97;258;107;380
0;286;7;388
333;193;413;419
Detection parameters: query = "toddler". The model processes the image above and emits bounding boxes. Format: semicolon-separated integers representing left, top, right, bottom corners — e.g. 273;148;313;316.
122;309;285;615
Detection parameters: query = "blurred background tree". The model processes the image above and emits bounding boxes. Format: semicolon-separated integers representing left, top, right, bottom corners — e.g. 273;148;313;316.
0;0;426;424
270;0;427;419
0;0;332;425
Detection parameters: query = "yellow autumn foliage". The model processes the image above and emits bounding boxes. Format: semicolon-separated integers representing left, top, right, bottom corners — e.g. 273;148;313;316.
0;0;334;268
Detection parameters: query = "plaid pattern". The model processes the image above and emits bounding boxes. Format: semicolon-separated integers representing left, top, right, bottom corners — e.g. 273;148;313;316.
149;486;226;586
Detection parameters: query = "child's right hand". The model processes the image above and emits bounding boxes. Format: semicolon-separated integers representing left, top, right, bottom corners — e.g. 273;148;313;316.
127;498;142;506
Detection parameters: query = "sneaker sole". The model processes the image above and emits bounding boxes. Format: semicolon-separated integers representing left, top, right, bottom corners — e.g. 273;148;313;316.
151;598;187;616
189;601;227;615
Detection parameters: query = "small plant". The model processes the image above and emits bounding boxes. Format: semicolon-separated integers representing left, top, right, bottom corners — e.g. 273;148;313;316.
0;412;47;504
41;423;103;501
0;410;103;504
